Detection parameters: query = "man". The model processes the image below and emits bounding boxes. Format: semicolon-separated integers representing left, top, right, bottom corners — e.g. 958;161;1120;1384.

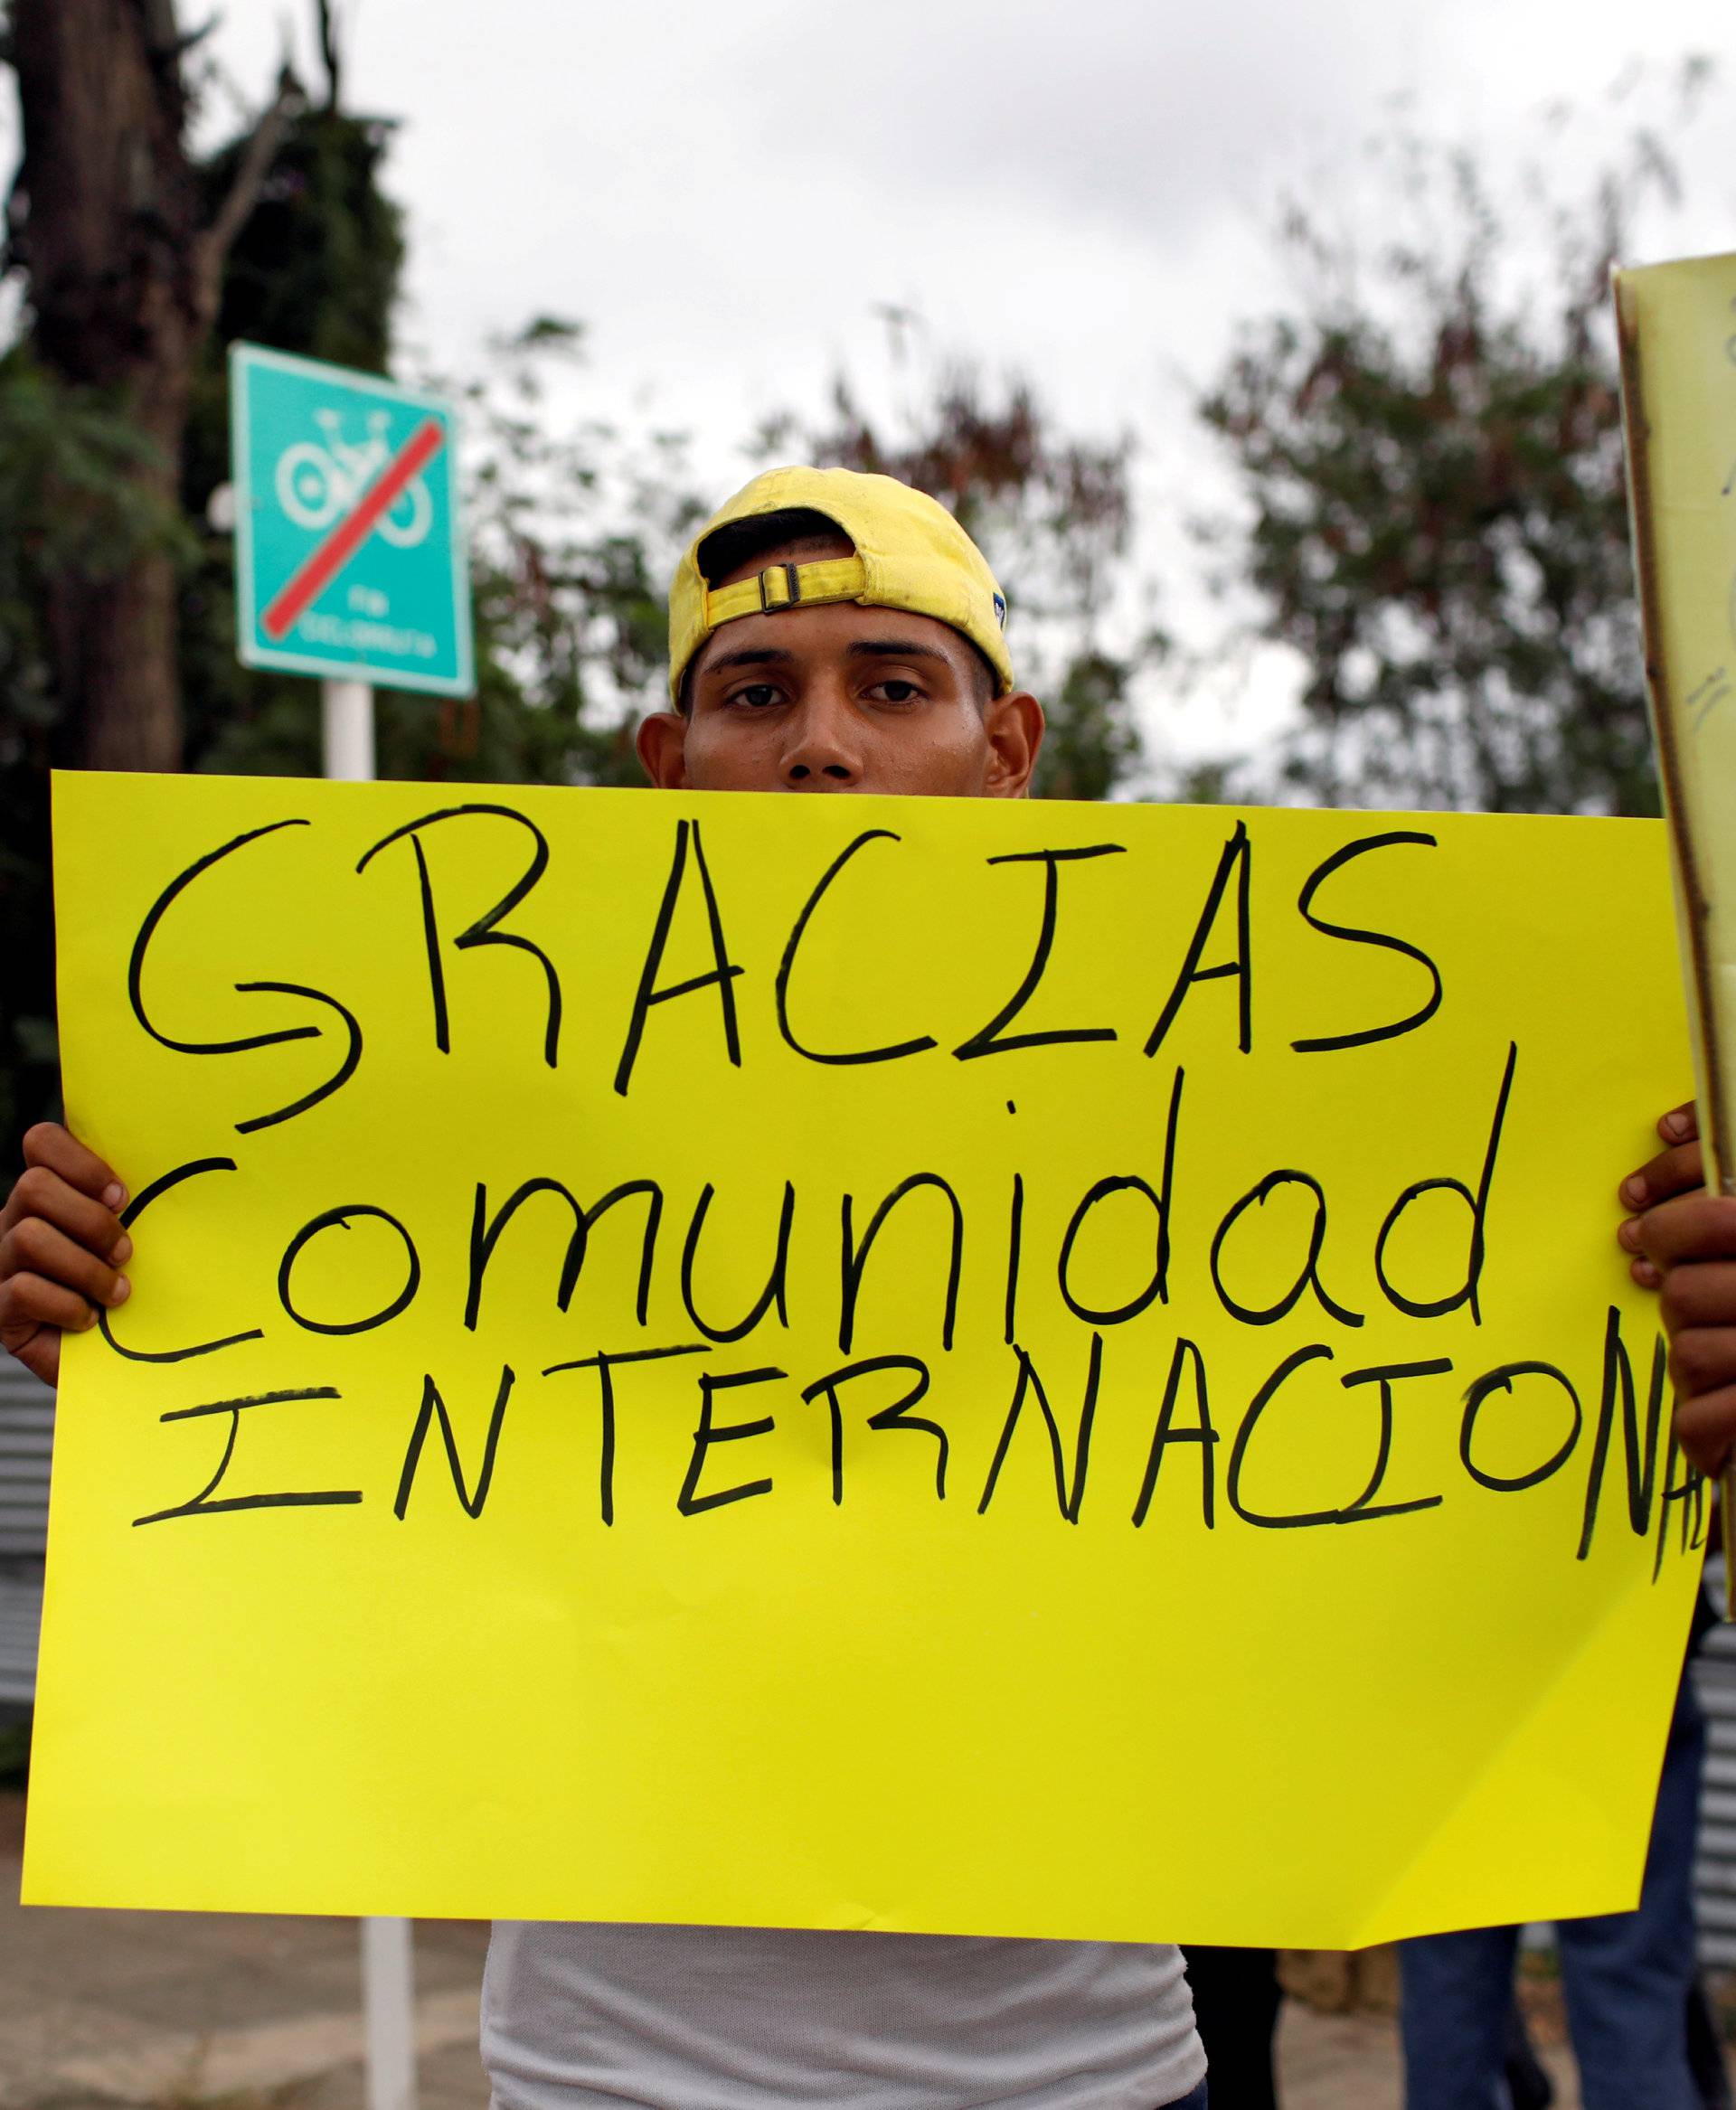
0;467;1210;2108
1398;1642;1712;2108
8;466;1736;2107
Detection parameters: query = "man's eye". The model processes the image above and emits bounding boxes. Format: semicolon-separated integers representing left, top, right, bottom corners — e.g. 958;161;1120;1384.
731;684;782;709
870;679;922;703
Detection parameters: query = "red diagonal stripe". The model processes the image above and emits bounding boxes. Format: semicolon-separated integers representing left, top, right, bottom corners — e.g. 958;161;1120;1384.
261;416;447;641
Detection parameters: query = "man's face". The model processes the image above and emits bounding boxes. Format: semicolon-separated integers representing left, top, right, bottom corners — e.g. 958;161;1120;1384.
637;536;1044;798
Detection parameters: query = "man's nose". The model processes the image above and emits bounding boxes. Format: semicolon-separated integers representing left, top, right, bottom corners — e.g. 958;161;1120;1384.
779;688;863;789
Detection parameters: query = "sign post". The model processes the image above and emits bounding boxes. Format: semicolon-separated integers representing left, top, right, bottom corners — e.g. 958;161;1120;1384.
323;676;375;782
229;340;476;2110
229;341;474;702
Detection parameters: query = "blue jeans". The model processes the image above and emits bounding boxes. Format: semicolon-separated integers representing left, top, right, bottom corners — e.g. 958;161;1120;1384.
1398;1669;1706;2110
1164;2086;1209;2108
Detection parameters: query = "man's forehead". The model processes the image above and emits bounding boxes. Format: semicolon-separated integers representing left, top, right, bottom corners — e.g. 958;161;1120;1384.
686;598;971;683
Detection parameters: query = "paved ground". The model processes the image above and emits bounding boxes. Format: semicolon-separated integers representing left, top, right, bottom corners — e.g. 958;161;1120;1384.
0;1788;1592;2110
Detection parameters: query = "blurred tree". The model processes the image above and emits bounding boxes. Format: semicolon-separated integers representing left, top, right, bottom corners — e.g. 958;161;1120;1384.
761;360;1158;799
5;0;297;770
0;353;197;1155
178;5;407;778
1194;77;1711;815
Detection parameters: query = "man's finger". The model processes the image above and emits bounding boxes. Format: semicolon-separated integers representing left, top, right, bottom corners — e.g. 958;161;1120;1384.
21;1122;127;1212
1670;1325;1736;1402
1674;1384;1736;1478
1628;1192;1736;1268
0;1163;131;1262
1621;1138;1705;1211
1659;1102;1700;1146
0;1218;129;1311
1660;1263;1736;1332
0;1313;61;1388
0;1268;97;1351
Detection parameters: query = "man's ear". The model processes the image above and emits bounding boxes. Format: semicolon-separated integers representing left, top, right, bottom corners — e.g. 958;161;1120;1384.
983;690;1046;799
637;711;689;788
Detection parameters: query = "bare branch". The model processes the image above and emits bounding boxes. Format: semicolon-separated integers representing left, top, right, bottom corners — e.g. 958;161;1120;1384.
143;0;182;55
195;64;303;305
316;0;343;111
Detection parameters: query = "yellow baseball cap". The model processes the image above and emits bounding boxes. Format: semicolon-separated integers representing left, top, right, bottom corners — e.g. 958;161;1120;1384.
667;465;1014;702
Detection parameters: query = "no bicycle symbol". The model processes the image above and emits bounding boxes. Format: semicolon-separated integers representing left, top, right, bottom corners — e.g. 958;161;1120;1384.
230;344;476;698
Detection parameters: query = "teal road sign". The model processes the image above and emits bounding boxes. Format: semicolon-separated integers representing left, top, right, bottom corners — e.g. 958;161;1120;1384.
230;343;474;695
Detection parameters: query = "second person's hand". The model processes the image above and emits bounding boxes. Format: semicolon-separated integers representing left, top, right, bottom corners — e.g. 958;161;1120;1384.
0;1122;133;1387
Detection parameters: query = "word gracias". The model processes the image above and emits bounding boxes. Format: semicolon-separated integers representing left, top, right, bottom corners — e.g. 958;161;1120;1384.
127;805;1448;1127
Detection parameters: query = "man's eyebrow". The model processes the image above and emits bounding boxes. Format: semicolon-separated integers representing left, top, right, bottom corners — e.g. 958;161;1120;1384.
844;639;949;664
703;645;797;673
699;637;950;677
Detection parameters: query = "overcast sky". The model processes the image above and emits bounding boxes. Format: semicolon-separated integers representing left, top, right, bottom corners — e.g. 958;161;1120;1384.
16;0;1736;776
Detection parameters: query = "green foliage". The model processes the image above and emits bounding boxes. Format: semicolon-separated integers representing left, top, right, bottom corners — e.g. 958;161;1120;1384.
179;100;410;778
178;130;691;792
422;317;707;787
760;362;1156;800
1037;651;1143;803
1195;89;1708;815
0;351;197;1153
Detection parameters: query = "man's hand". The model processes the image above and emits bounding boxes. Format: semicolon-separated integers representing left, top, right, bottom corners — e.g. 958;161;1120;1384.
1619;1100;1736;1476
0;1124;132;1387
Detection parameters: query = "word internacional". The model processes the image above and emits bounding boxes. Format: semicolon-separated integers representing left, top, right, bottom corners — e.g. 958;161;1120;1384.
25;773;1705;1947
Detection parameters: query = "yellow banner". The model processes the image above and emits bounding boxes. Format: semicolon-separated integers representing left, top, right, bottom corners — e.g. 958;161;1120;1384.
25;772;1704;1946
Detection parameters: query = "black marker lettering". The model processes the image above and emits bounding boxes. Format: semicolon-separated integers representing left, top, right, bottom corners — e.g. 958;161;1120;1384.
127;820;361;1132
99;1158;264;1363
1650;1434;1708;1580
802;1355;945;1503
1229;1349;1446;1528
1146;821;1251;1056
839;1174;963;1353
615;818;742;1095
1227;1343;1335;1528
542;1343;706;1524
1459;1362;1581;1493
679;1366;785;1515
358;804;562;1068
954;846;1127;1060
1291;832;1443;1052
278;1205;420;1336
777;831;937;1064
467;1177;662;1331
681;1182;796;1343
1335;1361;1450;1521
1004;1173;1024;1346
1577;1308;1669;1559
1374;1043;1516;1323
393;1365;516;1520
1132;1337;1216;1529
133;1387;359;1525
977;1335;1103;1524
1210;1171;1363;1329
1058;1070;1184;1324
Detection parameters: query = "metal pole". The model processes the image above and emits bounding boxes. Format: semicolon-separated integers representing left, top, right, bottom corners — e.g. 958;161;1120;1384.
320;674;415;2110
361;1914;418;2110
322;676;376;781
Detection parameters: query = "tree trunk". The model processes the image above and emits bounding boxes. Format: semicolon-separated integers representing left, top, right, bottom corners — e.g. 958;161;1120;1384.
10;0;294;772
9;0;207;769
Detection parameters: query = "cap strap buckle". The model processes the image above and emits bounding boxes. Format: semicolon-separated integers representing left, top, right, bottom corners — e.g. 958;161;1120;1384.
759;562;802;613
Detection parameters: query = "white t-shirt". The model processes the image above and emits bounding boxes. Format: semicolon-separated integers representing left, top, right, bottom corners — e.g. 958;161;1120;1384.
482;1920;1205;2109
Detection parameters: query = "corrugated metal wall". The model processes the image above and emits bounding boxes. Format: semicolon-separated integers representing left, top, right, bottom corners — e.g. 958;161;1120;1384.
0;1357;50;1706
1694;1562;1736;1967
